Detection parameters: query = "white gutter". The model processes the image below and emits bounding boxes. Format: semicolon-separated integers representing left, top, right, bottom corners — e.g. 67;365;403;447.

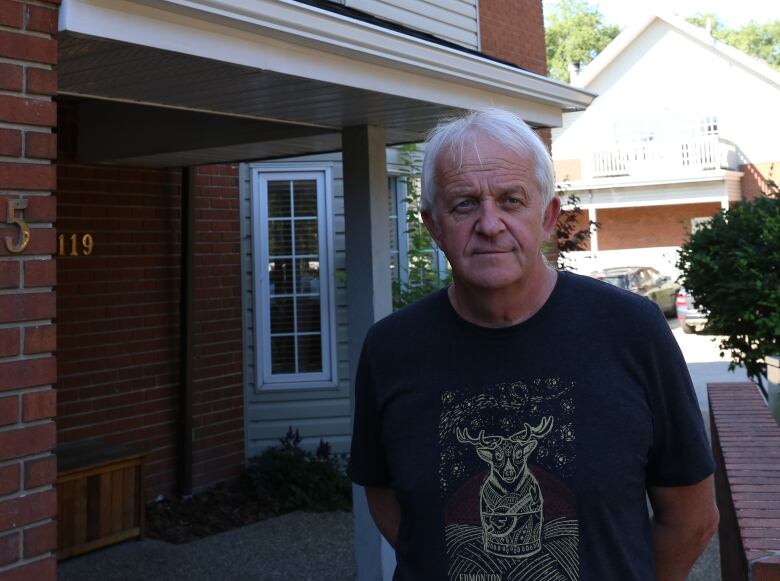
59;0;595;123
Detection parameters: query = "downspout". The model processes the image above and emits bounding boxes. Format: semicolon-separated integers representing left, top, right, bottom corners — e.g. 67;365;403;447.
178;167;195;496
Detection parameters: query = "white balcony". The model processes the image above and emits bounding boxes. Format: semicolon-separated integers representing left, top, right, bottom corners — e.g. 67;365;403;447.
590;136;738;179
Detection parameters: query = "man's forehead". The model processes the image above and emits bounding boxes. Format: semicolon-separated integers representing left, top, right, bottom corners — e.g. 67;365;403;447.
435;135;533;177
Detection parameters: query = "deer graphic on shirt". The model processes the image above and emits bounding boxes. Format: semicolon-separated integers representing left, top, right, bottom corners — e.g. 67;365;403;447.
457;416;554;558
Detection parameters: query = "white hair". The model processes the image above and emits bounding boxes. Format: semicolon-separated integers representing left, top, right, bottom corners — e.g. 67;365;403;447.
421;108;555;216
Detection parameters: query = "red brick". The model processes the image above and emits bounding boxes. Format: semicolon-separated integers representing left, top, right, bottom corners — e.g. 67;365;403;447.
598;203;721;250
25;132;56;160
0;532;19;567
0;489;56;531
25;5;57;34
0;396;17;427
0;328;19;358
23;455;55;489
0;165;56;191
22;521;55;558
0;30;57;65
0;357;56;392
0;196;54;222
0;63;23;92
0;294;55;325
754;558;780;581
26;68;56;97
0;555;55;581
0;129;22;157
0;423;55;463
0;261;20;289
21;390;55;421
0;95;55;127
0;227;55;257
23;325;55;354
0;2;23;29
0;464;20;496
23;260;55;287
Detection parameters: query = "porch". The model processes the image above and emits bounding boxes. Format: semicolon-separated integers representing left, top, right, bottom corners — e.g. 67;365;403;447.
0;0;596;579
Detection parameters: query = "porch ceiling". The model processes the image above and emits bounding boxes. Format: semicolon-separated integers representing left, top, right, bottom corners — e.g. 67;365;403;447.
59;34;455;166
58;0;595;166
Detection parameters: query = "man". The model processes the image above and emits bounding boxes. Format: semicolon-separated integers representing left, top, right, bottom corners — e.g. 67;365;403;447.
348;109;718;580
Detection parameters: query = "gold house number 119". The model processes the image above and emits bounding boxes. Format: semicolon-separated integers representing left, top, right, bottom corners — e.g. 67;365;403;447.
58;233;94;256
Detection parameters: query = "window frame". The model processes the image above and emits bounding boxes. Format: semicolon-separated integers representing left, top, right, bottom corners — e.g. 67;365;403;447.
250;165;338;391
388;174;448;286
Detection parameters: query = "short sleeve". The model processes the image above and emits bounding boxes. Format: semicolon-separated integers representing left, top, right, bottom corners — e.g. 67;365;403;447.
347;339;392;487
645;309;716;486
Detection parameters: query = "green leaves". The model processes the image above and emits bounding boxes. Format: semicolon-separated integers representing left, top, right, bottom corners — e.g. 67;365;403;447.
245;430;352;512
686;14;780;71
545;0;620;82
677;192;780;384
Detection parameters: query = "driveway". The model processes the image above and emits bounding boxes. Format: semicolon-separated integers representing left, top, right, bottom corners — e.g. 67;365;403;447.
667;317;750;412
667;316;751;581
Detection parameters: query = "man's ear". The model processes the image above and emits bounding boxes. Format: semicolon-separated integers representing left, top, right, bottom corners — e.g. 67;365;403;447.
421;210;442;246
542;196;562;236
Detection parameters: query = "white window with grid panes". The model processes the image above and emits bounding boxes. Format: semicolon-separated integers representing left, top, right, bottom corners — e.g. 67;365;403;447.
251;168;336;389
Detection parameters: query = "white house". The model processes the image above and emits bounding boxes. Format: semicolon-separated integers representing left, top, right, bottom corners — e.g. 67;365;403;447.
552;13;780;277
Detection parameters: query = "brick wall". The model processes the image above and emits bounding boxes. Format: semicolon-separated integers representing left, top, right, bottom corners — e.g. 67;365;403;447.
190;166;244;490
0;1;59;579
709;382;780;581
740;163;779;201
56;102;244;498
479;0;547;75
597;202;721;250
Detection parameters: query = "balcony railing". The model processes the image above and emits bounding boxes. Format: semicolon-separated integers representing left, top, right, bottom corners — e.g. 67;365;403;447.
590;136;737;178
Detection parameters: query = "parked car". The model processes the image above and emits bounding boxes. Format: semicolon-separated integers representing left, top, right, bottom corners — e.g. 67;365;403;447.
676;287;708;334
591;266;680;316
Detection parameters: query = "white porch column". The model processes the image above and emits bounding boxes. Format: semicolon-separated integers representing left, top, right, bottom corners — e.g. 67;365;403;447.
343;125;394;581
721;197;729;211
588;206;599;252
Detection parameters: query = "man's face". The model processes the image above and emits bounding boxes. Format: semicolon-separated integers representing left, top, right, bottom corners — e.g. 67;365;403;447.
422;135;560;291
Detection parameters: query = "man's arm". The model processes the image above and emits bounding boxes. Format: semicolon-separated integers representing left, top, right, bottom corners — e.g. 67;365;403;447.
647;476;719;581
365;486;401;548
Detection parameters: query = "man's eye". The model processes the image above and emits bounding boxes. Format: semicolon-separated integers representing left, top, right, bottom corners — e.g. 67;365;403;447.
504;196;524;207
453;200;477;212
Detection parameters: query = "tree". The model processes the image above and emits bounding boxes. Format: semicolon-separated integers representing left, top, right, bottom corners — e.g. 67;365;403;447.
676;186;780;387
545;0;620;82
554;190;597;271
686;14;780;71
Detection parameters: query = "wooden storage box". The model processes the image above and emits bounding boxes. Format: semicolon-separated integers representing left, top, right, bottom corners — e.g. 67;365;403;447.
56;440;145;560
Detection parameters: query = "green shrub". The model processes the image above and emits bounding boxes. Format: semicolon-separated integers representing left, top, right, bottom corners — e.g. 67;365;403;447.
677;192;779;387
244;428;352;512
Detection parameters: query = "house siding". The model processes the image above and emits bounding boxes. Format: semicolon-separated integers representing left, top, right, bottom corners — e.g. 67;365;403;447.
347;0;479;49
241;154;352;457
241;150;414;457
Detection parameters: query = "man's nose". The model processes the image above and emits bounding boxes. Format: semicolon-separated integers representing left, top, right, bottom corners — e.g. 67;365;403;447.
475;201;506;237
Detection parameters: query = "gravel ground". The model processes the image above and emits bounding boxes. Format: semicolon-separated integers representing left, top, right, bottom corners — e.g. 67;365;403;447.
58;511;355;581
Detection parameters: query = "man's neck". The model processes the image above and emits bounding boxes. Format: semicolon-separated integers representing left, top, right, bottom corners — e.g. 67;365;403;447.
448;265;558;328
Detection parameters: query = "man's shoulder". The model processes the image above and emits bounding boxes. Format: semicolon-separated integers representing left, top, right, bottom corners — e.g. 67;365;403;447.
559;271;664;322
367;287;450;343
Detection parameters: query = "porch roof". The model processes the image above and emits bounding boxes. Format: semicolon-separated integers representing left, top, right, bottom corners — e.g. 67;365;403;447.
58;0;595;166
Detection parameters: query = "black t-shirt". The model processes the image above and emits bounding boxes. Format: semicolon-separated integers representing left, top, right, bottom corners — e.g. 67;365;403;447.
348;271;714;581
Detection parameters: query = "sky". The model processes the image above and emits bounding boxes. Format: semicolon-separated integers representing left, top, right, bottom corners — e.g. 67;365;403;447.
543;0;780;29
